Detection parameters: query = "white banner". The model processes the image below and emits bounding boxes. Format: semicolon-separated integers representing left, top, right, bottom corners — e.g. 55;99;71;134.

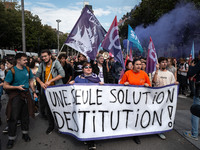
45;84;178;141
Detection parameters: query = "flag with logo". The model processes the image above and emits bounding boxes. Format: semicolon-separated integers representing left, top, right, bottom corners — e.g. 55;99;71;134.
101;16;125;70
65;7;106;60
146;37;158;74
128;25;143;53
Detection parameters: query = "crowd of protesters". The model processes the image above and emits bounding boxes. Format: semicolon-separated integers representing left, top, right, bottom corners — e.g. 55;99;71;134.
0;49;200;149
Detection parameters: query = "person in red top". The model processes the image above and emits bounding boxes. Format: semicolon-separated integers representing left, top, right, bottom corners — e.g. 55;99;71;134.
120;59;151;144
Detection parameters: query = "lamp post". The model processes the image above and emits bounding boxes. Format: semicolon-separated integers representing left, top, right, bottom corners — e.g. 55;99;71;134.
56;19;61;51
21;0;26;52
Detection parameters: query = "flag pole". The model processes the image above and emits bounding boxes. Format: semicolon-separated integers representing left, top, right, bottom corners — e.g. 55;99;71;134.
46;44;65;82
127;40;129;56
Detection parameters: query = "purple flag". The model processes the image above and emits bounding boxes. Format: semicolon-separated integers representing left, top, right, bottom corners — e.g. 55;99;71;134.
101;16;125;70
146;37;158;74
65;7;106;60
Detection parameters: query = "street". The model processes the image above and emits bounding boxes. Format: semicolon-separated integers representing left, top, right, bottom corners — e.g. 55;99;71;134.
0;94;199;150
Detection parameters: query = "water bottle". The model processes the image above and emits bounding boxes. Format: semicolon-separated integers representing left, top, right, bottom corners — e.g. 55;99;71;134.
34;97;38;102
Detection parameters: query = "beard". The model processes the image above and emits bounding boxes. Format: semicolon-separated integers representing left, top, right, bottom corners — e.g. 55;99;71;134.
161;67;166;70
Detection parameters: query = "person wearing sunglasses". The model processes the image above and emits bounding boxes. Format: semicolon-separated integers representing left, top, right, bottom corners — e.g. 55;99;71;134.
69;62;104;84
69;62;103;149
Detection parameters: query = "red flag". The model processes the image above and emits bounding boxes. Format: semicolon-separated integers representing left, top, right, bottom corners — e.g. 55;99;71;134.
124;55;129;67
189;54;192;65
119;55;129;81
146;37;157;74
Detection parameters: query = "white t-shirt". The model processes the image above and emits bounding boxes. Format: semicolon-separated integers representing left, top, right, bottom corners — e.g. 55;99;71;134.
178;63;188;76
98;66;104;83
152;70;175;87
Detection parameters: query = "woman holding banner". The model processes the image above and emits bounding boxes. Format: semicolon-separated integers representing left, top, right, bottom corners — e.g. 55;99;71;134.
120;59;151;144
70;62;104;84
69;62;103;150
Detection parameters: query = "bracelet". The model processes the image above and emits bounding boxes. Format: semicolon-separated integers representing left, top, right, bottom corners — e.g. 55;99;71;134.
33;91;36;94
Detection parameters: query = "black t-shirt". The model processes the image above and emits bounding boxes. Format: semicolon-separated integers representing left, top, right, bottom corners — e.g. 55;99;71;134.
62;63;73;84
74;61;86;78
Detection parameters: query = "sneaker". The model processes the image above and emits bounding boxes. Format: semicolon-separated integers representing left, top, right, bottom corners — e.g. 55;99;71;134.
22;134;31;142
17;120;21;127
183;131;198;141
3;126;9;134
133;136;141;144
7;140;14;149
83;141;88;145
158;133;166;140
88;143;96;150
46;127;54;135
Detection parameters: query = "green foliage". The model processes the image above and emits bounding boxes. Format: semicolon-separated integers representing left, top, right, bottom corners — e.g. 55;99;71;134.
0;2;68;53
119;0;180;38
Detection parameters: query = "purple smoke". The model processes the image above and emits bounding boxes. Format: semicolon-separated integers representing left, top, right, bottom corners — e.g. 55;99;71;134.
135;3;200;58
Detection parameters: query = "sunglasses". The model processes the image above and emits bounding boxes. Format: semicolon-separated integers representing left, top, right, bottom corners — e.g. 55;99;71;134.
84;66;92;69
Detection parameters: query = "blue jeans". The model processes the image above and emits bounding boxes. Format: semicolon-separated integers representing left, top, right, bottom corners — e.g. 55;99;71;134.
191;96;200;137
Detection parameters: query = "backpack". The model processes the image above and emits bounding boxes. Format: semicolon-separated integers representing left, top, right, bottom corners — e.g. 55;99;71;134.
10;66;30;84
5;66;30;93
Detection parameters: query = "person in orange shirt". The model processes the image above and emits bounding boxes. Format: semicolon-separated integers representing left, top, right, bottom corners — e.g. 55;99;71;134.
120;59;151;144
120;59;151;86
36;50;65;135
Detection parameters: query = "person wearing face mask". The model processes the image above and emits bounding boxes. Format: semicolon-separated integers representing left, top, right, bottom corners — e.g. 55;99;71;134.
120;59;151;144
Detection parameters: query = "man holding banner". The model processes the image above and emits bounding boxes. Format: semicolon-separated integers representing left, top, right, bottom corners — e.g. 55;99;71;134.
36;50;65;135
152;57;178;140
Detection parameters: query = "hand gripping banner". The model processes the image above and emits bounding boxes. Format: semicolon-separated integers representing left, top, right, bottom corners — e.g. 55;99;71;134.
45;84;178;141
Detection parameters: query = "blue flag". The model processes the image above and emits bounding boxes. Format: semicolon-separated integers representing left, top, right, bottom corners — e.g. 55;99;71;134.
123;39;133;50
189;41;195;63
128;25;143;53
191;41;195;59
101;16;125;70
65;7;106;60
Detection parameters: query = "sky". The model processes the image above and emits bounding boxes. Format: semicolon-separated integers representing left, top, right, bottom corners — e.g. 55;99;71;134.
19;0;141;33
